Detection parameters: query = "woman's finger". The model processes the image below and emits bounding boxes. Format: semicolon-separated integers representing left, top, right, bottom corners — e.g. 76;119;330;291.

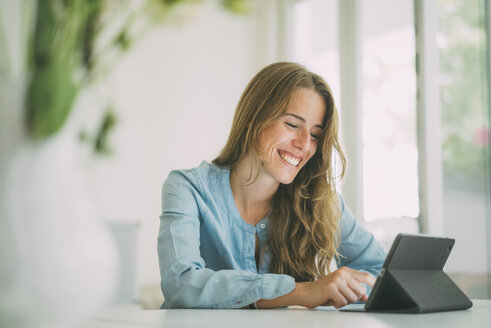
326;286;349;308
352;270;376;287
347;279;367;300
338;283;361;304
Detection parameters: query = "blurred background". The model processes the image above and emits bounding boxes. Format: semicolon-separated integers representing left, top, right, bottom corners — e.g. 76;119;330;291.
0;0;490;316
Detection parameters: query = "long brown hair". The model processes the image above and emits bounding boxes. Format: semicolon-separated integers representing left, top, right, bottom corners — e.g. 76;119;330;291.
213;62;346;281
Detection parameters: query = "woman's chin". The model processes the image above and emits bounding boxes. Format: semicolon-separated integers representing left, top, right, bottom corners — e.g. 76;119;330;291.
277;174;297;185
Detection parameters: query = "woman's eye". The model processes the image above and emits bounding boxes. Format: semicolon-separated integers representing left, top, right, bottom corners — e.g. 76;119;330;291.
285;122;297;128
311;133;319;140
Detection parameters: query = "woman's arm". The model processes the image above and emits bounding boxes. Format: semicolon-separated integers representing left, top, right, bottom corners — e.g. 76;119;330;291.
256;195;385;309
158;170;295;309
335;195;387;276
255;266;376;309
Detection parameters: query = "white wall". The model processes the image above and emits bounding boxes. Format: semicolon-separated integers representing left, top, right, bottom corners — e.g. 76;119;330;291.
82;1;256;291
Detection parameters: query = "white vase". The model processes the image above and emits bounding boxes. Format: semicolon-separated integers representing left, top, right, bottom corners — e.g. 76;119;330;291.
0;77;118;328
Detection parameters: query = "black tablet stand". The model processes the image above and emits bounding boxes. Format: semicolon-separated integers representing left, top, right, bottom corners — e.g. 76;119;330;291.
365;234;473;313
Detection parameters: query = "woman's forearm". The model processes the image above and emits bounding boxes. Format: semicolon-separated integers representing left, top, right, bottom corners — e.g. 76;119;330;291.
255;282;310;309
253;267;376;309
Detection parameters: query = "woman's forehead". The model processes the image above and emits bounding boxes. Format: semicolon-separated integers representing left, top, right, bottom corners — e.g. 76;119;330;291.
283;88;326;126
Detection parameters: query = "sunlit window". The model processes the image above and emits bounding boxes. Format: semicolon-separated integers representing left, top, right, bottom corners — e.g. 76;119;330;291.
291;0;340;113
438;0;489;192
361;0;419;221
436;0;490;280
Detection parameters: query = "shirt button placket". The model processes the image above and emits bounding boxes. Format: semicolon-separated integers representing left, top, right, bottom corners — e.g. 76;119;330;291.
248;231;255;271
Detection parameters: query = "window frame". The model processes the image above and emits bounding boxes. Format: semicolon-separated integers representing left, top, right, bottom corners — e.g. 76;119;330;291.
485;0;491;299
414;0;444;235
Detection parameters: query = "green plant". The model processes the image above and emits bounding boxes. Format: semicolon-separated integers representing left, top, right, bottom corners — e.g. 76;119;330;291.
18;0;250;153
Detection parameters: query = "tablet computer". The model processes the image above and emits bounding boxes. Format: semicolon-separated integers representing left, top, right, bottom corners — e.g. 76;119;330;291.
342;233;473;313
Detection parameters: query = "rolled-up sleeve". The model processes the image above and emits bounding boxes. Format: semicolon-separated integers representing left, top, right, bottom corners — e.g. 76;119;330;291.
158;171;295;309
335;195;387;277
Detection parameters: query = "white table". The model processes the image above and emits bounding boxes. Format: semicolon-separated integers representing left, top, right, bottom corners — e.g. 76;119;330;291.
80;299;491;328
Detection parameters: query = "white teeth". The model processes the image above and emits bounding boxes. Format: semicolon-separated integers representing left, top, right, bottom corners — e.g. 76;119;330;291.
279;151;300;166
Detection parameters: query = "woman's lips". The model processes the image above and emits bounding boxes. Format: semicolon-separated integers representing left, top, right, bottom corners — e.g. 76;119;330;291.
278;150;302;167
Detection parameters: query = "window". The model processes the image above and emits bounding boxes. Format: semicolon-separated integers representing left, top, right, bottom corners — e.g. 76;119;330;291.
435;0;490;295
361;0;419;221
290;0;341;118
438;0;489;193
289;0;419;223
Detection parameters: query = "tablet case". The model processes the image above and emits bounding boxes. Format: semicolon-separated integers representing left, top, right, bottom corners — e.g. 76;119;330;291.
365;234;473;313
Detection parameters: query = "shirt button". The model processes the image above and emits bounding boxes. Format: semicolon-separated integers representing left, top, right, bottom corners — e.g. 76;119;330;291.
260;223;265;229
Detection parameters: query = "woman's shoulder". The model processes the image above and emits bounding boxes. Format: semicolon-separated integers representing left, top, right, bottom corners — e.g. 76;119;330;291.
164;161;228;190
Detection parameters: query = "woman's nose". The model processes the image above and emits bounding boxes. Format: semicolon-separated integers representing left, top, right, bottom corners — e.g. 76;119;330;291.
293;128;311;151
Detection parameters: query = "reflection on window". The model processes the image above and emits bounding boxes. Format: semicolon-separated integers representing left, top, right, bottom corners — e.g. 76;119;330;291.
362;0;419;221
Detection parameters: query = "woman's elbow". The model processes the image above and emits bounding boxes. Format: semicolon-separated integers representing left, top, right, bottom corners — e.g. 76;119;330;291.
161;277;204;309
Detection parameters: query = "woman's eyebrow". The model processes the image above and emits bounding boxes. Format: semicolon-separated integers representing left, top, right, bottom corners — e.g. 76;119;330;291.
284;113;324;129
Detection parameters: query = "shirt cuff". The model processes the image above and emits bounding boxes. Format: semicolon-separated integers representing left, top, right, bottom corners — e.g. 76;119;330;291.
260;273;296;300
212;273;295;308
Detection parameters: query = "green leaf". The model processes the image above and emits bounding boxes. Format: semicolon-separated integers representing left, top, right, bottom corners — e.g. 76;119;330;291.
220;0;252;14
26;58;78;138
94;106;118;155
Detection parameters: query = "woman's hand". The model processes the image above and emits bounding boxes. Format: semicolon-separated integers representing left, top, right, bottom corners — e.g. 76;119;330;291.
254;266;376;309
298;266;376;309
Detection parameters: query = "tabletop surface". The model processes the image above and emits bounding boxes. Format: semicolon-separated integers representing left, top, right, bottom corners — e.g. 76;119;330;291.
79;299;491;328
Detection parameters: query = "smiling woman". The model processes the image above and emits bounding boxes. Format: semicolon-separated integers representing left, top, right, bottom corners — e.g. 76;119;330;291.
157;62;387;309
256;88;325;184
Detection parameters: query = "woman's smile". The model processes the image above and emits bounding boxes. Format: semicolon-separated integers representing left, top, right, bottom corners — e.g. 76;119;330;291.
277;150;302;167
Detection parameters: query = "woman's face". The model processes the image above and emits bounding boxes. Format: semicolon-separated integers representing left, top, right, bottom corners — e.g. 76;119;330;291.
257;88;326;185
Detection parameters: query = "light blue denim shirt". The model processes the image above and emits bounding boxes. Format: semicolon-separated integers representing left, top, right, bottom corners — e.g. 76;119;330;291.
158;161;386;309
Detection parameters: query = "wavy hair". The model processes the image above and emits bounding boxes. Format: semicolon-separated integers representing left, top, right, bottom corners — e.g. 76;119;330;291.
213;62;346;281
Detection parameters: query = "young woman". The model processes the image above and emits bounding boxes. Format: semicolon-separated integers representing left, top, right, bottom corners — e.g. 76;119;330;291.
157;62;386;309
